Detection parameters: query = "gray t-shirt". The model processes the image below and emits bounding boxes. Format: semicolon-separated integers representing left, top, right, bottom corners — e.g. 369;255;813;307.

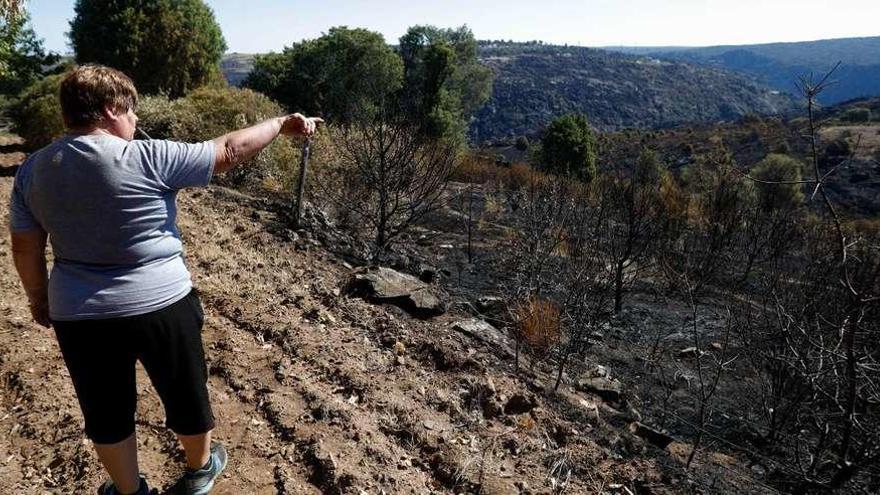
8;134;215;321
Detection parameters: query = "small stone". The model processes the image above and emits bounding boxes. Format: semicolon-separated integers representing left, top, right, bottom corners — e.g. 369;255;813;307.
677;347;703;359
393;341;406;356
751;463;767;477
587;364;609;378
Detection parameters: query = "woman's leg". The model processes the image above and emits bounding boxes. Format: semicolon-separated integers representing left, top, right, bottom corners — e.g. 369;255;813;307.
138;291;216;469
94;432;141;494
54;318;141;492
177;431;212;470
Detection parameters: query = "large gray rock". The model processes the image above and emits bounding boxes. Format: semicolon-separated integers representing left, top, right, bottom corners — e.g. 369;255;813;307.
344;266;446;318
576;376;623;402
475;296;509;328
452;319;515;358
630;422;676;449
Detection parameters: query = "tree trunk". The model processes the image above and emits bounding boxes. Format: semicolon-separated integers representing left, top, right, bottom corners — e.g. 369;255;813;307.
554;348;571;391
686;402;706;469
614;259;625;313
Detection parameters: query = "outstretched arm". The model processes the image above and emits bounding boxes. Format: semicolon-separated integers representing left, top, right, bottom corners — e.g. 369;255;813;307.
212;113;323;173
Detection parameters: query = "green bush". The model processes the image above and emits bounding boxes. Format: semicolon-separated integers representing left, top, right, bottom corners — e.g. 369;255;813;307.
841;107;871;123
10;73;64;150
538;113;597;181
750;153;804;211
138;86;306;190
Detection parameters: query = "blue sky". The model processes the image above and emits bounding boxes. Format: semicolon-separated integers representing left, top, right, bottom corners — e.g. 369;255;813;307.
29;0;880;55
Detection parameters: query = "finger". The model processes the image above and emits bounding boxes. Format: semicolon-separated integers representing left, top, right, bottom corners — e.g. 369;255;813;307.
312;117;325;126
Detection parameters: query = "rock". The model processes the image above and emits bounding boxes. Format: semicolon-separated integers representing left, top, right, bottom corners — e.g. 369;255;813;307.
576;377;623;402
378;333;397;348
475;296;509;328
393;341;406;356
344;266;446;319
630;422;676;449
451;319;515;359
710;342;724;351
751;463;767;477
586;364;609;378
503;393;538;415
578;398;601;421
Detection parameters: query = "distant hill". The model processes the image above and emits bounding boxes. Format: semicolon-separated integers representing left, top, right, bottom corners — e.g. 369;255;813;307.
470;42;794;142
220;53;255;87
607;37;880;106
221;43;796;142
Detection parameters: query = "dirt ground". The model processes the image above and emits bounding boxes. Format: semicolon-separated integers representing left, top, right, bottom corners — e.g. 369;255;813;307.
1;177;693;495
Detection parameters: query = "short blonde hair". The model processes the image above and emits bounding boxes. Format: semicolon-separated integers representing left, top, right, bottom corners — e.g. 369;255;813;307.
59;64;138;129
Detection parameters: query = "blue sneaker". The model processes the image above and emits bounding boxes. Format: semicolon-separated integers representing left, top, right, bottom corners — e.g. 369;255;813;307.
97;475;155;495
175;442;228;495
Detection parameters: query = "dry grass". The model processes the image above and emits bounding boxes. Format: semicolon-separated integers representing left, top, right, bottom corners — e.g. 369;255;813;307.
451;155;503;184
450;155;557;194
516;297;561;358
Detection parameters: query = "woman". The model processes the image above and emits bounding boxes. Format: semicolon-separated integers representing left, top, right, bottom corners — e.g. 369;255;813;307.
8;64;322;495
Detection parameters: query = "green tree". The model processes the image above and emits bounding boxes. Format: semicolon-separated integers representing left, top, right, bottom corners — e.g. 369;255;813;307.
841;107;871;123
398;25;493;139
0;13;56;95
10;73;65;149
539;113;598;181
69;0;226;97
0;1;24;20
245;27;403;125
750;153;804;211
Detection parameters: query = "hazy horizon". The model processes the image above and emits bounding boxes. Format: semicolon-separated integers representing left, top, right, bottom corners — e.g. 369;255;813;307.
28;0;880;55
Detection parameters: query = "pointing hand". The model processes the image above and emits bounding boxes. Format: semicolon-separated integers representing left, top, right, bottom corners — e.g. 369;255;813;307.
281;113;324;137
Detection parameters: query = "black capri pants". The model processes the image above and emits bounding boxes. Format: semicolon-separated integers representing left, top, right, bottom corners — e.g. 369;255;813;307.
52;289;215;444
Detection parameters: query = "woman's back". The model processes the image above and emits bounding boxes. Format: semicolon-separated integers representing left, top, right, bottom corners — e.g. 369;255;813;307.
11;134;215;320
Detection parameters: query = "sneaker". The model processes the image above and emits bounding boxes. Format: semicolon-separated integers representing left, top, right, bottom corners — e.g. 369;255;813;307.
97;475;155;495
175;442;228;495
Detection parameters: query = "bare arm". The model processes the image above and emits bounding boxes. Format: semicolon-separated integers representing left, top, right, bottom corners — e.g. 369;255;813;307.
11;228;51;328
212;113;322;174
